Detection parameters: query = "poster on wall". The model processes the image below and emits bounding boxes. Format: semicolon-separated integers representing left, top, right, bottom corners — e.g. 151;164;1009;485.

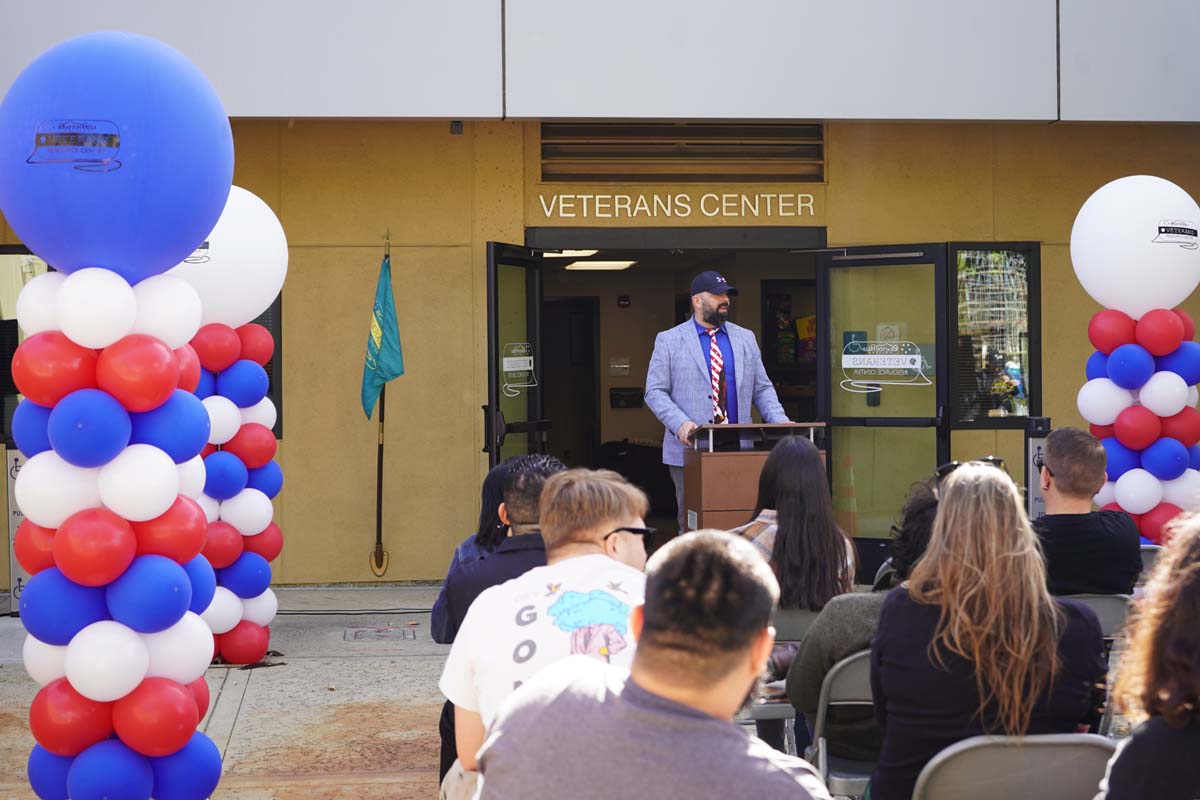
6;450;27;614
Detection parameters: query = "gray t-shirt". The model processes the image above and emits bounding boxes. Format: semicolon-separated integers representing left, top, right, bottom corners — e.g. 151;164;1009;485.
475;656;831;800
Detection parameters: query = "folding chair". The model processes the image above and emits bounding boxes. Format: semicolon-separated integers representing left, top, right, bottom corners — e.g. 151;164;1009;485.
774;607;821;645
804;650;875;799
911;733;1116;800
1139;544;1161;579
736;609;820;756
1062;593;1131;736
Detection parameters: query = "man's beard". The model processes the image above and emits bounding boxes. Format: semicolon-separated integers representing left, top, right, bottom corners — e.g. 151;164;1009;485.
702;304;729;326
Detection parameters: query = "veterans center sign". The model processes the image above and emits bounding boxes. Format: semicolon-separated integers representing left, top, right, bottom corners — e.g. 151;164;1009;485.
537;191;817;220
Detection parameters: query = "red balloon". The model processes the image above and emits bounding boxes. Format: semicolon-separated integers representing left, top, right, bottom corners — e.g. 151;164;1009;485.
223;423;277;469
1113;406;1163;451
1101;503;1142;528
1088;310;1137;355
97;334;180;412
1173;309;1196;341
29;678;114;756
1136;308;1186;356
202;521;244;569
113;677;199;757
191;324;241;372
219;621;270;665
12;331;99;406
236;324;275;366
188;676;211;719
200;443;217;459
53;508;137;587
175;344;201;393
1089;423;1115;440
132;496;208;563
243;522;283;562
211;634;222;663
14;520;56;575
1160;407;1200;448
1139;502;1184;545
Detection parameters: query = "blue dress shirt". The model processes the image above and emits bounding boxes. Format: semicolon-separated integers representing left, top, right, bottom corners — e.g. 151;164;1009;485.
693;319;738;423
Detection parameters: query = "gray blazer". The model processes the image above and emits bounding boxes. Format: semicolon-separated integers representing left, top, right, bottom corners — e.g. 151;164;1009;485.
645;319;787;466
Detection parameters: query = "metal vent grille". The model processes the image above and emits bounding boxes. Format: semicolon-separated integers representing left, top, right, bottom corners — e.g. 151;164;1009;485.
540;122;824;183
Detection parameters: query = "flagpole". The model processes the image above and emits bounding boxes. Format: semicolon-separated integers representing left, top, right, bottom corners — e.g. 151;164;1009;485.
371;383;388;576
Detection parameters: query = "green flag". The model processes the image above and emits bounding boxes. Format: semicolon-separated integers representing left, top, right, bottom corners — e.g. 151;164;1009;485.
361;255;405;418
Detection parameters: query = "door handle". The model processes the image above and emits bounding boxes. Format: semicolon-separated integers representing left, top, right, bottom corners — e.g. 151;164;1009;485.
481;405;509;452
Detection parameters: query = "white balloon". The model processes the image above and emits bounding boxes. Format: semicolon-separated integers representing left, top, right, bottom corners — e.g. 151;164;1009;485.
178;455;208;500
1115;468;1164;515
98;444;180;522
16;271;65;335
1076;378;1134;426
143;611;214;684
1162;469;1200;510
1139;371;1189;417
220;489;274;536
197;492;220;523
22;635;67;686
57;268;137;348
1094;481;1116;508
1071;175;1200;318
168;186;288;328
64;621;149;702
131;274;202;348
204;396;242;445
241;588;278;627
15;451;102;528
1189;385;1199;408
200;587;244;634
240;396;277;430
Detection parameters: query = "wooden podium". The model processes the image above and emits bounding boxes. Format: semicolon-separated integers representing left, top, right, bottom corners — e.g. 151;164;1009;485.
682;423;826;531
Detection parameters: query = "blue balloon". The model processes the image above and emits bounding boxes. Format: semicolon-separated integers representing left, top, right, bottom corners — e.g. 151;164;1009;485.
1106;344;1156;390
66;740;152;800
216;360;270;409
1085;351;1109;381
0;33;233;283
1102;437;1141;482
1141;437;1190;480
204;451;249;500
106;555;192;633
150;732;222;800
246;461;283;499
46;389;131;468
19;568;109;645
12;399;52;458
194;368;217;400
27;744;72;800
183;554;216;614
1190;445;1200;471
218;552;272;599
129;390;211;464
1156;341;1200;386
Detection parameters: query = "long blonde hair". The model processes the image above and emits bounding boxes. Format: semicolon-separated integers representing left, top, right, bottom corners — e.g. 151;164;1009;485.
908;463;1063;735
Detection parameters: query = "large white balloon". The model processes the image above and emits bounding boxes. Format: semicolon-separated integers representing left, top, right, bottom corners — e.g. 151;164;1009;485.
204;396;242;445
57;268;137;348
200;587;244;634
1115;468;1165;515
131;274;202;348
241;396;277;430
143;612;214;684
197;492;220;523
98;444;180;521
64;621;149;702
1076;378;1134;426
1094;481;1116;508
220;488;274;535
178;454;208;500
168;186;288;328
23;634;67;686
241;588;278;627
1140;371;1189;418
15;451;102;528
1189;385;1199;409
1163;469;1200;510
1071;176;1200;318
16;271;64;335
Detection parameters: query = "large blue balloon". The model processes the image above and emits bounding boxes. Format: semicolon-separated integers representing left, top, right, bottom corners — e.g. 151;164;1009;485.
1190;445;1200;471
12;399;52;457
0;33;233;283
246;460;283;499
150;732;222;800
66;740;152;800
46;389;131;468
27;744;72;800
194;368;217;400
218;552;272;599
1101;437;1141;482
129;389;211;464
183;554;216;614
19;568;110;645
1141;437;1190;481
216;360;270;408
1156;341;1200;386
204;451;249;500
1106;344;1156;390
1085;351;1109;381
105;555;192;633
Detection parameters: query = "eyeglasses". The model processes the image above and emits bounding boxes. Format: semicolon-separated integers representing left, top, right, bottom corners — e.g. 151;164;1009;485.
605;526;656;549
935;456;1007;481
1032;453;1054;477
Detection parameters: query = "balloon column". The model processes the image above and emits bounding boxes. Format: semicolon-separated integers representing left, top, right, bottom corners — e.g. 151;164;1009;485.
1073;175;1200;543
0;33;239;800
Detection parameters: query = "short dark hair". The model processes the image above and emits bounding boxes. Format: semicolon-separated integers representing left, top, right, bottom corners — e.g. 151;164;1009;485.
501;455;566;528
887;481;939;584
1045;428;1107;499
637;530;779;684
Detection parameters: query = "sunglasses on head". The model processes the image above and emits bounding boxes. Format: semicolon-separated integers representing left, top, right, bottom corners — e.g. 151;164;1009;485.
935;456;1007;481
1032;453;1053;477
605;526;656;549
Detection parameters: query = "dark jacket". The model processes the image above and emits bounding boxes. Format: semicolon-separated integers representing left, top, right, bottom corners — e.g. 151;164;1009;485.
1034;511;1142;596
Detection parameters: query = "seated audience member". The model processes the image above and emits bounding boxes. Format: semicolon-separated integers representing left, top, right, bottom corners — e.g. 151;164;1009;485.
474;531;833;800
438;469;651;799
787;480;938;762
435;454;564;782
1033;427;1141;595
1095;513;1200;800
869;463;1107;800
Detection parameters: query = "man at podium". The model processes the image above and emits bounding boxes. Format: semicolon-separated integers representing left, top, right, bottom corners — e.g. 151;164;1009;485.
645;270;789;534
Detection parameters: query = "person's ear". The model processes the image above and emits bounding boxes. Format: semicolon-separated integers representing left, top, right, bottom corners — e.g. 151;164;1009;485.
497;502;510;526
750;626;775;675
629;604;645;641
1041;466;1052;492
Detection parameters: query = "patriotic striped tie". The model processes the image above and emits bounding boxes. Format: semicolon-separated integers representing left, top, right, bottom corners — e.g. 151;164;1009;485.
707;328;726;423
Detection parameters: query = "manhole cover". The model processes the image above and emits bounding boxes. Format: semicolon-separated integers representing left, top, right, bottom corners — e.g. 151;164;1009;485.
344;626;418;641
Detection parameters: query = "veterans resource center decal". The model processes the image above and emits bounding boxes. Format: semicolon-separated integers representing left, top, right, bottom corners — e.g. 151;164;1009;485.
1153;218;1199;250
841;340;931;393
28;119;122;171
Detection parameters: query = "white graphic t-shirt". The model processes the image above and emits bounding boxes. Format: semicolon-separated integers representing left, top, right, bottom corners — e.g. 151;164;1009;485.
438;553;646;727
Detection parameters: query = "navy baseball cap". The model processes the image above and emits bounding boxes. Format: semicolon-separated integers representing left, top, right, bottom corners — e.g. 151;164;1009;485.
690;270;738;297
